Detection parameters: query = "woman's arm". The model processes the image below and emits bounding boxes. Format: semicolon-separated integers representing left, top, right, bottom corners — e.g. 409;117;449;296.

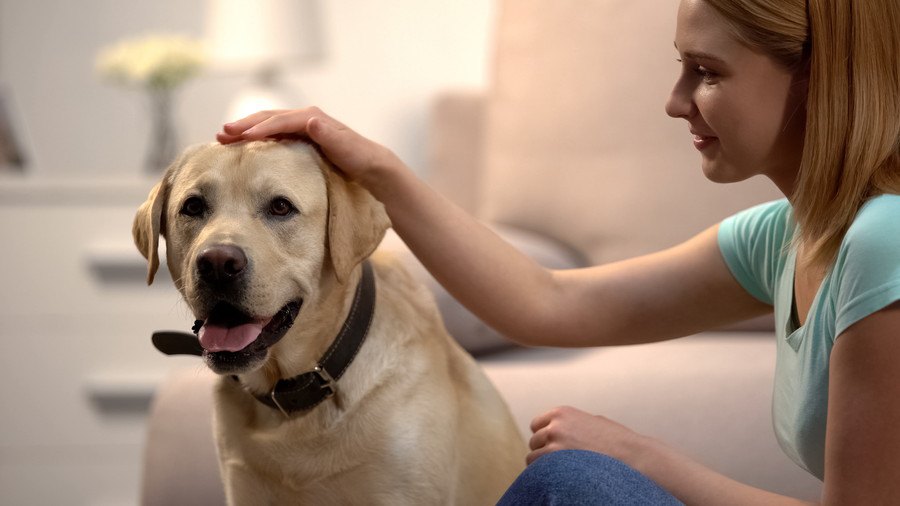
219;108;770;347
822;301;900;504
528;406;814;505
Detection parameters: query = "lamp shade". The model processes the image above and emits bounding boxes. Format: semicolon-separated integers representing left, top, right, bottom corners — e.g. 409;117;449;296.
204;0;321;71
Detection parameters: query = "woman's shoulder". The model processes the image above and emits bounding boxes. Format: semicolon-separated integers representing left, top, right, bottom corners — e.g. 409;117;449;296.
844;194;900;249
720;198;793;249
717;199;793;305
834;193;900;284
740;197;792;217
856;193;900;219
832;194;900;335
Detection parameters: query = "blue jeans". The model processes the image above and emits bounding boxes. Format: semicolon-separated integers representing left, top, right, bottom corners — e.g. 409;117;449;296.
497;450;683;505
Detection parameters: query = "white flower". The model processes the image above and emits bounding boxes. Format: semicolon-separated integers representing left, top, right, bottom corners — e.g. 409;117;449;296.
96;34;205;90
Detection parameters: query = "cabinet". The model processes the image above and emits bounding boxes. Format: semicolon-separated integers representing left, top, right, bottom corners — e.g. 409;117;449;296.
0;178;200;505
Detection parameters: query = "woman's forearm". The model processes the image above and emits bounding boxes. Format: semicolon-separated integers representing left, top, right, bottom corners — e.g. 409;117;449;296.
367;160;563;346
630;436;816;506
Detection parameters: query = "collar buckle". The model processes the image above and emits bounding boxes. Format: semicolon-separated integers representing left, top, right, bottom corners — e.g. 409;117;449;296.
269;389;290;418
312;365;336;398
269;364;337;417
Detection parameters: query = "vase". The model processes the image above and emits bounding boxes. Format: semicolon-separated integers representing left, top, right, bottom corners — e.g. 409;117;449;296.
145;88;179;174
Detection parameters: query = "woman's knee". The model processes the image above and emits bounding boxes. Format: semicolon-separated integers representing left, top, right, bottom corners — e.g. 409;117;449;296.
497;450;682;506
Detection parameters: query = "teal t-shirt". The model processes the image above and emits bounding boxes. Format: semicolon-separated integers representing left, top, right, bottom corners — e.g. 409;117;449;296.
717;194;900;480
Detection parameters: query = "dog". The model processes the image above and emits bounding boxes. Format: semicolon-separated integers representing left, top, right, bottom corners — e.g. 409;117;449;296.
133;140;526;505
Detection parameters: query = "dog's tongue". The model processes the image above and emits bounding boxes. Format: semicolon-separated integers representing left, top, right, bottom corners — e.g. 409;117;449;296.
198;322;264;352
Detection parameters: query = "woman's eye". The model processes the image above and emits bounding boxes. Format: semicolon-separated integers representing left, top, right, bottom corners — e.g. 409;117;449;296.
269;197;296;217
676;59;718;84
695;66;718;83
180;196;206;217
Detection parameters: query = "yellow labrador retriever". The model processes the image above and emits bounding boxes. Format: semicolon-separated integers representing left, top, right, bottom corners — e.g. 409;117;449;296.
133;141;526;505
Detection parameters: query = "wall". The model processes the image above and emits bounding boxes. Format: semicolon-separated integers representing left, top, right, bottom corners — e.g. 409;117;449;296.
0;1;495;504
0;0;496;178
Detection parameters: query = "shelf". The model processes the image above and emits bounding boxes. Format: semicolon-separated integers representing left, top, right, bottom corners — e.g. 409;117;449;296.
0;176;158;207
83;371;165;413
84;240;172;286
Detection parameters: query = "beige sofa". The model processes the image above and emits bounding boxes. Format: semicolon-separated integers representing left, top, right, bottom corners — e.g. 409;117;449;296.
142;0;824;503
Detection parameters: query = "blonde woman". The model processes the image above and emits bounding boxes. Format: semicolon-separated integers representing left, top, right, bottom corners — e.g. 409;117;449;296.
218;0;900;503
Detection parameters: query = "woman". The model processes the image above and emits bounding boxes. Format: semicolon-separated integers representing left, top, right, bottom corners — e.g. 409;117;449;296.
217;0;900;503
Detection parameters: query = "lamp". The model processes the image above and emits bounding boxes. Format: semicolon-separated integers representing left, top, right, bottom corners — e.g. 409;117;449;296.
204;0;322;121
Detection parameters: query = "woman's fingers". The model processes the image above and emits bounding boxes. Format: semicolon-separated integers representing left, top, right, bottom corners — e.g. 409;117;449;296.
240;111;313;140
215;131;244;144
525;444;555;466
218;108;330;142
529;426;549;452
529;408;556;434
221;109;288;136
213;107;407;192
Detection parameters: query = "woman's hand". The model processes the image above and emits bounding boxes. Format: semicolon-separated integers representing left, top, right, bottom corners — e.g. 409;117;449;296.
217;108;406;192
527;406;647;466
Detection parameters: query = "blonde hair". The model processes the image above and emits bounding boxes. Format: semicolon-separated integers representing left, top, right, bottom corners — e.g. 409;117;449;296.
705;0;900;267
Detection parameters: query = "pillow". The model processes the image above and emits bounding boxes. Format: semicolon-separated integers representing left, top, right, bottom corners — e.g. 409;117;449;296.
377;226;587;355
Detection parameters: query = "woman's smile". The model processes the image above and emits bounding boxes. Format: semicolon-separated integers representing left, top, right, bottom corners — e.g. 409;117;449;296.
691;131;718;151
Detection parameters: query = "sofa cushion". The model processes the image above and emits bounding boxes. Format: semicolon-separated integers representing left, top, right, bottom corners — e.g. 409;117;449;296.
480;0;782;266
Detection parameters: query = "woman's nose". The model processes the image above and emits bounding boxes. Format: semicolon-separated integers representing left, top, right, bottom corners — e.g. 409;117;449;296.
665;77;693;119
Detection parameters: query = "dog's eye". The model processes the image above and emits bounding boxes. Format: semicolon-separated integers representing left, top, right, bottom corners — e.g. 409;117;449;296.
269;197;296;217
180;196;207;217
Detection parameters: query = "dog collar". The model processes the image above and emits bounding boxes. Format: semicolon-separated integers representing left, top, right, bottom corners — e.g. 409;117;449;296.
251;260;376;416
150;260;376;416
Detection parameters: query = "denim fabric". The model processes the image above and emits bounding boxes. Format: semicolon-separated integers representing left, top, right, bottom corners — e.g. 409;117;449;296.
497;450;683;506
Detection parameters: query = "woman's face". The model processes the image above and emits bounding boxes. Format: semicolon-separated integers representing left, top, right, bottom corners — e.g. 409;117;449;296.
665;0;807;194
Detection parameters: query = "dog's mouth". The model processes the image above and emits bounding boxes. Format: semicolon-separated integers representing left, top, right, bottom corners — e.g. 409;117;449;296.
194;300;302;355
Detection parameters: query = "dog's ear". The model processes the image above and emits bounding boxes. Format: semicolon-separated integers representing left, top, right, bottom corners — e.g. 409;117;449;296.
324;168;391;284
132;179;169;285
132;145;204;284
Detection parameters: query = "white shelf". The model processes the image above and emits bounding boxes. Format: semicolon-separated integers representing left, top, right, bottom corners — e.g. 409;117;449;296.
83;371;164;406
0;176;158;206
84;240;171;285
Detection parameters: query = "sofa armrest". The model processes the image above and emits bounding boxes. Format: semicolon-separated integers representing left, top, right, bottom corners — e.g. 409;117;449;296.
141;368;224;506
427;90;488;215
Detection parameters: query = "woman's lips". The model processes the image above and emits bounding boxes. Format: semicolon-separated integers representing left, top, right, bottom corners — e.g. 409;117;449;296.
692;134;718;151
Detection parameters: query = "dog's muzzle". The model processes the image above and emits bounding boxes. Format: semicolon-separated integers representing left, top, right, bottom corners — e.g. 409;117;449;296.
198;300;302;373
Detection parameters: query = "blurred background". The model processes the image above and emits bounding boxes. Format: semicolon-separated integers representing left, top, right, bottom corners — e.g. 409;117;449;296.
0;1;495;504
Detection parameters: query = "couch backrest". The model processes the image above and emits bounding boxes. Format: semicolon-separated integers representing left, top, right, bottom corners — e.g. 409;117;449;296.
479;0;782;264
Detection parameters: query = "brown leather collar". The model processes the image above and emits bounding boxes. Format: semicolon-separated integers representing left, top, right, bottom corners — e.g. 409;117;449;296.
246;261;375;415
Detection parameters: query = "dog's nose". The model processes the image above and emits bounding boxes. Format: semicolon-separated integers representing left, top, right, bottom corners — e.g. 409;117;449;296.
197;245;248;286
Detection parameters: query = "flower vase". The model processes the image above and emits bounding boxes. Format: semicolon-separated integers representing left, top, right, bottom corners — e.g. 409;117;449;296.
145;88;179;173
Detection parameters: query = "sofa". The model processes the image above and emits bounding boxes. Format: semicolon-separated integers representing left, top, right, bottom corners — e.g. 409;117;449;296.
141;0;824;503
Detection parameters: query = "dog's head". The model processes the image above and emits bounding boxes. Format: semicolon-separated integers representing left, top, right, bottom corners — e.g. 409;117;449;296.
133;141;390;374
